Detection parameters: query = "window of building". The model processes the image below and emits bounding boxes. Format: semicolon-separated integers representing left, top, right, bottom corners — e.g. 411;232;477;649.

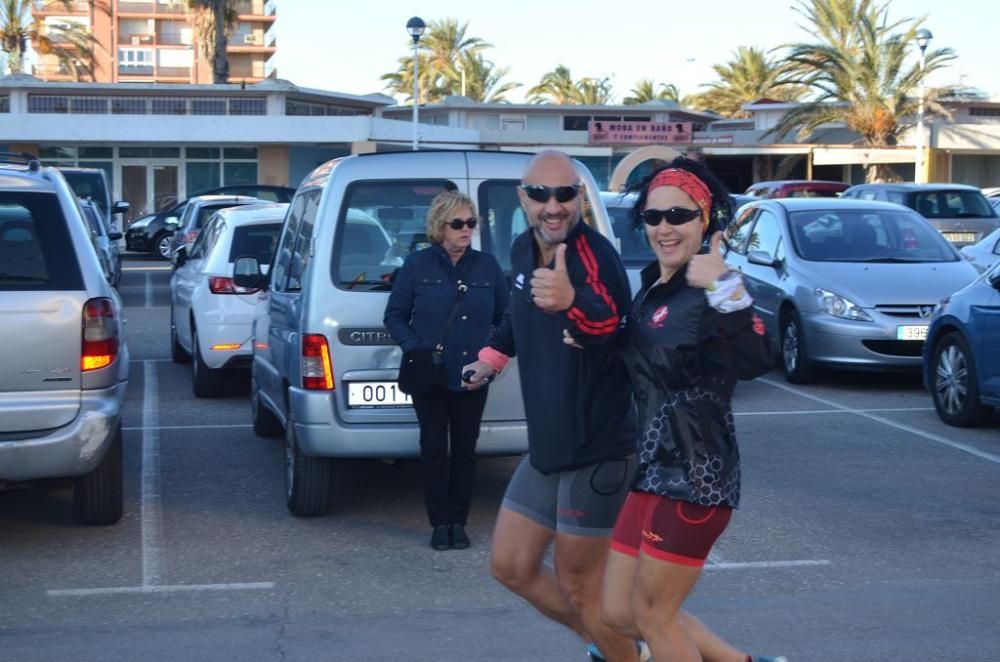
285;99;369;116
563;115;591;131
623;116;651;122
151;98;187;115
191;99;227;115
28;96;70;113
0;97;8;113
111;97;147;114
969;107;1000;117
223;162;258;186
500;115;526;131
229;99;266;115
526;115;559;131
118;48;154;69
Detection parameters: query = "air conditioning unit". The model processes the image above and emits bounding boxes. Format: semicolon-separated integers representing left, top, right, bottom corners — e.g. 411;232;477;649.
243;34;257;45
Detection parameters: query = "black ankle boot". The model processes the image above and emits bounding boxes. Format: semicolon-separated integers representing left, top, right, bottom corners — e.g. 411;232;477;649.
450;524;470;549
430;525;450;551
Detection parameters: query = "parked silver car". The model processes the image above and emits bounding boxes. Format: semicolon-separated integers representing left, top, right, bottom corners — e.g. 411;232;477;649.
168;194;263;260
0;154;129;524
960;227;1000;274
842;183;999;247
723;198;979;383
80;197;123;287
234;151;615;517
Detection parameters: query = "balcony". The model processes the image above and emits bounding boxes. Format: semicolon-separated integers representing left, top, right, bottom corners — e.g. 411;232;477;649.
156;66;191;78
118;64;155;76
119;33;155;46
156;33;189;46
33;0;89;13
117;1;183;14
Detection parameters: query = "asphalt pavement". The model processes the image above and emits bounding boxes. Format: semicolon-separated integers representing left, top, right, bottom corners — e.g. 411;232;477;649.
1;256;999;662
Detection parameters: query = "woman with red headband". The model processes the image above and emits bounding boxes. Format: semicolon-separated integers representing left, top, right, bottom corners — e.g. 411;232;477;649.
595;158;781;662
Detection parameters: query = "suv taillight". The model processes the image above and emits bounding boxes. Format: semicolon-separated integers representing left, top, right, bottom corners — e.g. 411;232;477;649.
302;334;334;390
209;276;258;294
183;230;198;245
82;298;119;371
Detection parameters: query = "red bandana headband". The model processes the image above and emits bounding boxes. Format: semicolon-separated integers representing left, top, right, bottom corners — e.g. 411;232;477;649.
646;168;712;229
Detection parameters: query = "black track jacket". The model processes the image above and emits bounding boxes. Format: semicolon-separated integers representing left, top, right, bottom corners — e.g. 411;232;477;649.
489;221;636;474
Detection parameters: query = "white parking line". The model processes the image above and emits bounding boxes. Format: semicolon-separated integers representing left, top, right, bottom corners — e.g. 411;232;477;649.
47;582;275;597
141;361;164;587
129;358;172;363
706;560;831;570
734;407;934;416
144;272;152;308
122;266;173;272
759;377;1000;466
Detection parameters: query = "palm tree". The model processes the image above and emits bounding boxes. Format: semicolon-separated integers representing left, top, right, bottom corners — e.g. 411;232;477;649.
381;18;491;103
1;0;98;79
687;46;803;117
527;65;613;105
623;79;680;105
769;0;956;181
455;51;519;103
179;0;238;84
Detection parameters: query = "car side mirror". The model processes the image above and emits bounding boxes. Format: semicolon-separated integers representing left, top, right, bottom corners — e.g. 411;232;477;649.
112;201;130;215
108;231;123;241
165;216;179;227
747;250;779;267
233;256;268;290
173;246;188;268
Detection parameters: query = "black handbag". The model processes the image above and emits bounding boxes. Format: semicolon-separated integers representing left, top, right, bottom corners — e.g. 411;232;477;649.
397;283;468;396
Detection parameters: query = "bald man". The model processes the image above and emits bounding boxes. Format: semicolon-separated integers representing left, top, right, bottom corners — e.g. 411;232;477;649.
463;151;639;661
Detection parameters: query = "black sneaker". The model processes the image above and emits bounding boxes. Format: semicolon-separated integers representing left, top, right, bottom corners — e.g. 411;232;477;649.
430;525;450;551
450;525;470;549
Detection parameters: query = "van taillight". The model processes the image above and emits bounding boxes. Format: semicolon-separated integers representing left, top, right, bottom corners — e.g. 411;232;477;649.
302;334;334;390
209;276;258;294
82;298;119;371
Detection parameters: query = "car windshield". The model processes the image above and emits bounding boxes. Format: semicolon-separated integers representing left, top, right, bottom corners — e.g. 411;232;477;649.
229;223;282;264
913;190;995;218
605;197;652;265
789;209;958;263
61;171;109;219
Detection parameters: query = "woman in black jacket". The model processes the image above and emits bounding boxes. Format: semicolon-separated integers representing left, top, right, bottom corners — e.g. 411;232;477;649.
598;159;783;662
383;191;508;551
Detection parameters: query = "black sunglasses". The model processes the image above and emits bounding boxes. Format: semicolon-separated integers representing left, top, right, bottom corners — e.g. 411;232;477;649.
447;217;478;230
520;184;581;204
641;207;703;227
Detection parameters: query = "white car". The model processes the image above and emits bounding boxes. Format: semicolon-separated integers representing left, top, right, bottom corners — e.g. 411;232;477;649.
960;226;1000;273
170;203;288;397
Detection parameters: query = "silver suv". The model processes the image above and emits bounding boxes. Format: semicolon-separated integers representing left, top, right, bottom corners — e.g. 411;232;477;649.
0;153;129;525
234;151;615;517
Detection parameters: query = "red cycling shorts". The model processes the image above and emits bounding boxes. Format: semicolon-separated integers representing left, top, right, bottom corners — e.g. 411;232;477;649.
610;491;732;567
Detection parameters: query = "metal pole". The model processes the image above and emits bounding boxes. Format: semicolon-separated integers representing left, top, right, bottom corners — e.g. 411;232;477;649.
916;53;926;183
412;40;419;151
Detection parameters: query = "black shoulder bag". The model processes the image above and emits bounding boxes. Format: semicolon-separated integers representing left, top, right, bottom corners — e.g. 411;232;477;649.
397;282;468;396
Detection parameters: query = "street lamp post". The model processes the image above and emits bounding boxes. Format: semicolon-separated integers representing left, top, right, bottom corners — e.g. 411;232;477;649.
406;16;426;151
915;28;933;183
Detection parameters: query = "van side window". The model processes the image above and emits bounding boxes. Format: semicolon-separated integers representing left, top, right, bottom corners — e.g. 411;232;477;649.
333;179;454;290
271;191;309;291
478;180;521;272
287;190;323;291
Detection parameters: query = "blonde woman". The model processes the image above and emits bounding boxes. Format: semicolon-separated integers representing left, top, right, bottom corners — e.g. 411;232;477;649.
384;191;509;551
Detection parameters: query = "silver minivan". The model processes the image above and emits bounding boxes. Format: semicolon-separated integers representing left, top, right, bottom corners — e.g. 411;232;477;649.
234;151;615;516
0;157;129;525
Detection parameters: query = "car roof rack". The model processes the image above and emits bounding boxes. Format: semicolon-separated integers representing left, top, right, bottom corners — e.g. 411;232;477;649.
0;151;41;172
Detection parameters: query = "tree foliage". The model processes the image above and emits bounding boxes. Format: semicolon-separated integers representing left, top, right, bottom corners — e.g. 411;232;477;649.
527;65;613;105
769;0;956;180
687;46;805;117
175;0;238;84
623;79;680;105
1;0;99;79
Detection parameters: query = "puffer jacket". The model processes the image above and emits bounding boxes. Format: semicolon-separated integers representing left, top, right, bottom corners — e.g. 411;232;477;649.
621;261;772;508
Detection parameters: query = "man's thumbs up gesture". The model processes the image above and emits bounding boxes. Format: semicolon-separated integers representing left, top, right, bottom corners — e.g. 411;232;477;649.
686;231;729;290
530;243;574;312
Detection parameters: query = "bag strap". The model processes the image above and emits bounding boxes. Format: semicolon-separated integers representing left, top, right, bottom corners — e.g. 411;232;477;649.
434;282;468;352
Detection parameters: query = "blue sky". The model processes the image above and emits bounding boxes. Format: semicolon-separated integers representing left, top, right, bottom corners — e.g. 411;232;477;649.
272;0;997;103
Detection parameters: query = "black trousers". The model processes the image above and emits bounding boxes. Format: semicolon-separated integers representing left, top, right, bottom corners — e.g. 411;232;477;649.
411;386;489;527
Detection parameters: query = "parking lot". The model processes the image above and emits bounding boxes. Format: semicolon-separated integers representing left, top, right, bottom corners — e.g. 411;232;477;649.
2;256;999;662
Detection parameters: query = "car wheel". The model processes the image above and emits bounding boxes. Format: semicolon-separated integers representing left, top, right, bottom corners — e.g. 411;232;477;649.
285;408;331;517
73;424;124;526
251;363;283;438
781;310;818;384
154;232;173;260
931;332;993;427
191;326;224;398
170;307;191;364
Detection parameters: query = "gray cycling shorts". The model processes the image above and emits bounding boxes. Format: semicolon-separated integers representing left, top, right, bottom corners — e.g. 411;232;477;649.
501;454;636;537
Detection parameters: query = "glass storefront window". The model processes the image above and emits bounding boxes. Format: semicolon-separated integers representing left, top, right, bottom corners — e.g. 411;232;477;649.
223;162;257;186
186;147;220;159
186;162;221;194
79;147;113;158
224;147;257;159
40;146;76;159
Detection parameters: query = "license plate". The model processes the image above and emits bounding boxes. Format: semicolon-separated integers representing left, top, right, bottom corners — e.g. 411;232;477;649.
896;325;928;341
347;381;412;408
942;232;977;243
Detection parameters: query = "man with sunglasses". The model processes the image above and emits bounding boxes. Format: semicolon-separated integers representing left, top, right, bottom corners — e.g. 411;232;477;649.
462;151;640;662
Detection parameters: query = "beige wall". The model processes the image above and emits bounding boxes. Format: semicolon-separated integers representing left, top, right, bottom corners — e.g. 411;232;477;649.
258;145;289;186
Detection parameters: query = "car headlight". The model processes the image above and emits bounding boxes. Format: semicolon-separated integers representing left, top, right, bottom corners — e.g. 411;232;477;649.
814;288;872;321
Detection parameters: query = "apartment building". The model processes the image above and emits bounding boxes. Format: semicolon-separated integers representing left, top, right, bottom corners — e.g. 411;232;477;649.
30;0;277;84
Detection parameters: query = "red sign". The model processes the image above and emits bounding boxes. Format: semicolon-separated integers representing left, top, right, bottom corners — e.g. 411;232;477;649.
588;121;693;145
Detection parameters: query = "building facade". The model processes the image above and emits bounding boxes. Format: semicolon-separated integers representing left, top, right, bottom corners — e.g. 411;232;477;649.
30;0;277;84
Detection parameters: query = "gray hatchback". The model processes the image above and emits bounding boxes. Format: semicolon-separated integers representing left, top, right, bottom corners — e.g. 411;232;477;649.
0;155;129;525
723;198;979;383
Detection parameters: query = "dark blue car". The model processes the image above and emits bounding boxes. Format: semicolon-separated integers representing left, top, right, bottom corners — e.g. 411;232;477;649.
923;263;1000;426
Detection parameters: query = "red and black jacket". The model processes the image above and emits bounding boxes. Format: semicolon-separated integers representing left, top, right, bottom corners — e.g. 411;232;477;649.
490;221;636;474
